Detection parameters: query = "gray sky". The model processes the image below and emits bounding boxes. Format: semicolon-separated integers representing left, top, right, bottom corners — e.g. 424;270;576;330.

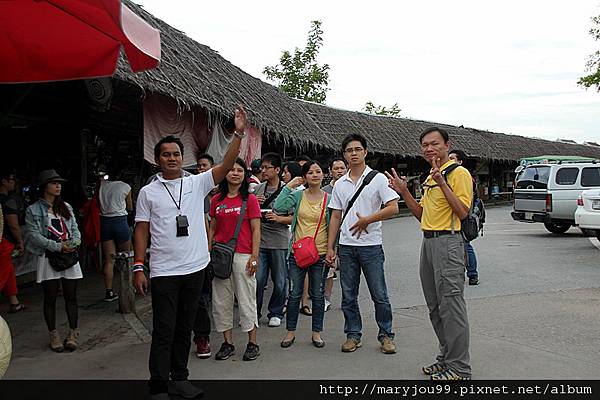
136;0;600;143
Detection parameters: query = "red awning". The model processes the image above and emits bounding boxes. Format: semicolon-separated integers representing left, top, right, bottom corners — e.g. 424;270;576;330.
0;0;161;83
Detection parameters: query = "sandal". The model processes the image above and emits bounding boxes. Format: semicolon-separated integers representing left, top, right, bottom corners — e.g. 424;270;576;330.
9;303;26;313
300;305;312;316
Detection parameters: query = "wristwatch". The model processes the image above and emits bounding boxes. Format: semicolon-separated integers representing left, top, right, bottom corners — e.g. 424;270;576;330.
233;130;246;139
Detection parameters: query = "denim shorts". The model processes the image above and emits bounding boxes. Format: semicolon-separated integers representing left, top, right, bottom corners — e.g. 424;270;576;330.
100;215;130;243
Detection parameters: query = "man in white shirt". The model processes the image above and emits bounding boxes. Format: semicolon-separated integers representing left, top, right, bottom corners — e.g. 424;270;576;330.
326;133;399;355
98;172;133;302
133;106;247;400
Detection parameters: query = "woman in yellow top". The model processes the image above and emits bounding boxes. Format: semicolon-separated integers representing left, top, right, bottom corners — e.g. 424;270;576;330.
273;161;331;348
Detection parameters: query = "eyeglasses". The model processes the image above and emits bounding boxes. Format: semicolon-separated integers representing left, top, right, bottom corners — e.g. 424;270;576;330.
260;165;275;170
344;147;364;154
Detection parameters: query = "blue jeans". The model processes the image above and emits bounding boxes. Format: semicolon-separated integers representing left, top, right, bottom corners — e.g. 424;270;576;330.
286;255;329;332
465;242;478;278
256;248;288;320
338;244;394;342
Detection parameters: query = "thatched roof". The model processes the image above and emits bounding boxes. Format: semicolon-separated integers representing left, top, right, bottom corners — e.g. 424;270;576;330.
116;1;600;162
300;101;600;161
115;1;334;150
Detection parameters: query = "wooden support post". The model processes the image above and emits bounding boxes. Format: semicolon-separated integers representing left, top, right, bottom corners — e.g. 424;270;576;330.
114;251;135;314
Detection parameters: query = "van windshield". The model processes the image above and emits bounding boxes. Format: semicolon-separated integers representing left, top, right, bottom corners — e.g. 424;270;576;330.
516;166;550;189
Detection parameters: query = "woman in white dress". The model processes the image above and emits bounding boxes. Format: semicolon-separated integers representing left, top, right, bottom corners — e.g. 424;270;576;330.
24;170;82;353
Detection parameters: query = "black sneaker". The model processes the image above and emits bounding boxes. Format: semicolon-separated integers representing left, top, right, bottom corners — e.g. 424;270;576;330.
215;342;235;360
242;342;260;361
104;290;119;302
468;277;479;286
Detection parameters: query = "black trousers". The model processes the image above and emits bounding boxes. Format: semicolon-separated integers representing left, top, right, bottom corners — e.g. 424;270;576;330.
149;269;204;393
192;272;212;341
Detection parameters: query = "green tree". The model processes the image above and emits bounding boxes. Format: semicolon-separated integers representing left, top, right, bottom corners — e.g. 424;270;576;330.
578;15;600;90
263;20;330;103
363;101;402;117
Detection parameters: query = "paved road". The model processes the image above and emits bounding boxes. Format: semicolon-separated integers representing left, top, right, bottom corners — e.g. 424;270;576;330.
4;205;600;380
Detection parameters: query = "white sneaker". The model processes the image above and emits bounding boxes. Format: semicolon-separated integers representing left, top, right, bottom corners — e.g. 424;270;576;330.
324;300;331;312
268;317;281;327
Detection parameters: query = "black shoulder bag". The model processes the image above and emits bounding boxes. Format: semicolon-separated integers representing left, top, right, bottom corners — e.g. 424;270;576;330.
442;164;479;241
210;199;247;279
45;218;79;272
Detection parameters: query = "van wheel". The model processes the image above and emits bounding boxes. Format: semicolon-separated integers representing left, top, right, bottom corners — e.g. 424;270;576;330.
544;222;571;234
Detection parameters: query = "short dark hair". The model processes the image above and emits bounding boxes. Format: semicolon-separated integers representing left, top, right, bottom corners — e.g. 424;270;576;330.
419;127;449;143
295;155;311;163
261;152;282;169
300;160;321;177
341;133;367;152
284;161;302;179
196;153;214;166
329;156;347;169
0;167;16;181
449;149;467;162
154;135;184;159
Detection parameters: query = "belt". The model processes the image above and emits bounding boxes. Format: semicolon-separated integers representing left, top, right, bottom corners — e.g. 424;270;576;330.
422;230;460;238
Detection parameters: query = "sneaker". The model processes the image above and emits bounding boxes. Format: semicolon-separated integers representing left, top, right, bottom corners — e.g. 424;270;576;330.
468;277;479;286
341;338;362;353
422;362;446;375
242;342;260;361
104;290;119;302
268;317;281;327
215;342;235;360
324;299;331;312
431;368;471;381
195;336;211;359
380;336;396;354
48;330;64;353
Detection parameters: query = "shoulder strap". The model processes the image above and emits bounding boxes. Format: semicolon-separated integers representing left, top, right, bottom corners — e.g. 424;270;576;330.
261;183;284;208
228;199;247;247
441;163;460;182
312;193;328;239
341;170;378;225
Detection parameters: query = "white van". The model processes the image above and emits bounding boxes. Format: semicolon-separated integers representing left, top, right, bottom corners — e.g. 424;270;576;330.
511;161;600;233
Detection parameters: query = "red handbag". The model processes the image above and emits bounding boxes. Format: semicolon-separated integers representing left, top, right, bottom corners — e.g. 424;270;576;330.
292;193;327;269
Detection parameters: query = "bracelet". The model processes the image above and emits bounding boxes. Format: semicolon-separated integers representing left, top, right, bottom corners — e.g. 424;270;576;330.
132;262;145;273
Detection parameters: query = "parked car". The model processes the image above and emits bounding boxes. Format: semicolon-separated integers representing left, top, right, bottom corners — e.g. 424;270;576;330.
575;189;600;240
511;161;600;234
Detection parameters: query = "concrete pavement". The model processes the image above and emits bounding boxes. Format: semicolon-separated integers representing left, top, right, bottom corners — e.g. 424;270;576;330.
2;205;599;380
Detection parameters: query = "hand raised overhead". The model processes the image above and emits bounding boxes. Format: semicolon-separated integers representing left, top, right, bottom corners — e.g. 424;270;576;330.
234;104;247;133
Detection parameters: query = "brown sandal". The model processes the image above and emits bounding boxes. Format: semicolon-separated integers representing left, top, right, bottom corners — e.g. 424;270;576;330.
300;305;312;316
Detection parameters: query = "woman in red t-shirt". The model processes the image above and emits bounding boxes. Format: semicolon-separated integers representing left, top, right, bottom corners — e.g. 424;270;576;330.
209;158;261;361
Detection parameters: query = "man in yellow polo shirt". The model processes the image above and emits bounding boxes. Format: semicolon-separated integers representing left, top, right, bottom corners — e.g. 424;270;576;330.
386;127;472;381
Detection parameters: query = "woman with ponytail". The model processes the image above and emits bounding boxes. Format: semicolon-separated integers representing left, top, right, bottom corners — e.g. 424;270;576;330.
24;170;82;353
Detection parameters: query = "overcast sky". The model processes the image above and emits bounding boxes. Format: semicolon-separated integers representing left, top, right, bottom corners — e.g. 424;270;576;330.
136;0;600;143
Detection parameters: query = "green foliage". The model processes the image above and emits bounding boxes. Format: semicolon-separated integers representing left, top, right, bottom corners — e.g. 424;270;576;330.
363;101;402;117
263;20;330;103
578;15;600;91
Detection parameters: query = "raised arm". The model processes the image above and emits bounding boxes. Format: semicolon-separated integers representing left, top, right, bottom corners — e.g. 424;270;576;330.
385;168;423;221
211;105;247;185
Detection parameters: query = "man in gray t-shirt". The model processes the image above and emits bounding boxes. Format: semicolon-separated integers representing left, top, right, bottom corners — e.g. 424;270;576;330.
254;153;289;327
